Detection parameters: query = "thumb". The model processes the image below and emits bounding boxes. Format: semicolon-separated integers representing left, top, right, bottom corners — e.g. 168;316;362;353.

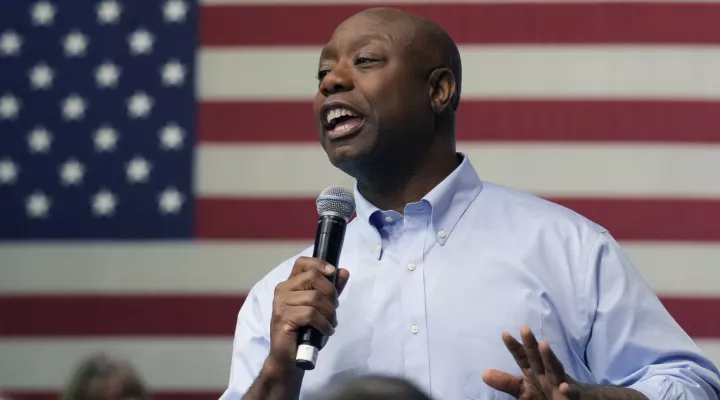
559;382;582;400
335;268;350;295
482;369;522;398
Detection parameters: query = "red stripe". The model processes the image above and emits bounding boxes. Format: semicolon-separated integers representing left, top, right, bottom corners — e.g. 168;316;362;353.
0;295;245;337
198;100;720;143
201;3;720;46
662;297;720;339
196;198;720;242
195;197;318;240
1;295;718;337
5;392;220;400
551;198;720;242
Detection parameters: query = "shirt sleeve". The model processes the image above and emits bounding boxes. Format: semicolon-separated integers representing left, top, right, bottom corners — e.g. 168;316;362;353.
583;231;720;399
219;274;275;400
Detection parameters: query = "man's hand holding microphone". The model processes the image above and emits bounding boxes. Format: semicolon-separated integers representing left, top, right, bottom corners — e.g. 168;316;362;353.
243;187;355;400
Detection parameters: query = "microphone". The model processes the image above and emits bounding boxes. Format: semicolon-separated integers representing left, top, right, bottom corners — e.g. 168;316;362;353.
295;186;356;370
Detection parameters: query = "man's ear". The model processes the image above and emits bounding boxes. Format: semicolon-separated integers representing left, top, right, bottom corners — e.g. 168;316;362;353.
428;67;456;115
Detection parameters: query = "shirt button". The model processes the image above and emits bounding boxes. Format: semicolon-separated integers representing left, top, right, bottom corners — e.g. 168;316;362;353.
411;325;419;334
384;216;393;223
438;230;446;238
407;263;416;271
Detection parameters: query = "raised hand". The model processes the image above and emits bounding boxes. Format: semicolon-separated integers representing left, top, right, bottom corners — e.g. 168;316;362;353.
482;326;579;399
482;327;648;400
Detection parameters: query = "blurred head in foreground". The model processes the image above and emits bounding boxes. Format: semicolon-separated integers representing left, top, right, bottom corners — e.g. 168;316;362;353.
61;353;150;400
315;375;434;400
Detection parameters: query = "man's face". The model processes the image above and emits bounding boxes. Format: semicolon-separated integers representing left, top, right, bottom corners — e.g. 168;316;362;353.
313;13;431;173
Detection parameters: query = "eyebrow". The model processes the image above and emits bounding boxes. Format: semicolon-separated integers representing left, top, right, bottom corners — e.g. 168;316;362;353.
320;33;390;60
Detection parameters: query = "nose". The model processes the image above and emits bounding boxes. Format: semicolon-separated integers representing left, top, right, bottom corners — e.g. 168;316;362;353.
319;64;353;96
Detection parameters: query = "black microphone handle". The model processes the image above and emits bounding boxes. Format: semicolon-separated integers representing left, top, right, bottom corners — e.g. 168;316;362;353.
295;214;348;370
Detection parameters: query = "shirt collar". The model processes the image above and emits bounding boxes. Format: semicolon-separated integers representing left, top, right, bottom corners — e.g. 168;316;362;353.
353;153;483;245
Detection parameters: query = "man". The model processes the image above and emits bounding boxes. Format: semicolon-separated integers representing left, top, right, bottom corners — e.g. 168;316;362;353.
220;7;720;400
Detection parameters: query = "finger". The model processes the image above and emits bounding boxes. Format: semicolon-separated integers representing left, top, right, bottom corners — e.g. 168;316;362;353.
289;256;336;279
502;332;531;370
559;382;581;400
520;326;545;376
482;369;523;398
283;306;335;336
281;268;339;299
539;340;566;387
335;268;351;296
283;290;338;324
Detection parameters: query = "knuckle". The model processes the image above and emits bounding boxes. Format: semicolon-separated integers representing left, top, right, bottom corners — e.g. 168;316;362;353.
311;290;324;303
274;281;287;295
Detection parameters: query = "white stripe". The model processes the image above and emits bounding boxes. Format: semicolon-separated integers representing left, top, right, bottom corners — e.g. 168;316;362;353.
198;47;720;100
2;338;718;390
196;143;720;198
626;243;720;297
0;338;232;390
0;242;307;294
1;242;718;296
697;340;720;371
202;0;720;4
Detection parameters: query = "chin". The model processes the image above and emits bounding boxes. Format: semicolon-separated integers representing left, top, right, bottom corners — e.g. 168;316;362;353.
324;146;368;178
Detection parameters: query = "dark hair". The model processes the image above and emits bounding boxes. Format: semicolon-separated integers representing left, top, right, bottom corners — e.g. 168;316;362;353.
315;374;434;400
61;353;150;400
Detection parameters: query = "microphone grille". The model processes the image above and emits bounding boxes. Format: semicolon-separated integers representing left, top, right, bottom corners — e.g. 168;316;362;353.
316;186;356;219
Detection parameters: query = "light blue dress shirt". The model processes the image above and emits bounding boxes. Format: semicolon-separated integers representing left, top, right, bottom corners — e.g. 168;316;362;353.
221;154;720;400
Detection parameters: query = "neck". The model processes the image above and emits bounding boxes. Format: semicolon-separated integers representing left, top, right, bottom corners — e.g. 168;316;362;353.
356;146;460;214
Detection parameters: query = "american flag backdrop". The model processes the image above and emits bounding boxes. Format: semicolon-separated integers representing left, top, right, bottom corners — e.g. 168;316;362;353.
1;0;719;399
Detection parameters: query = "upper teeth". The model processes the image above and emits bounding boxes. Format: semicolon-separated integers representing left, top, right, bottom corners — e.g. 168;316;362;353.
326;108;357;124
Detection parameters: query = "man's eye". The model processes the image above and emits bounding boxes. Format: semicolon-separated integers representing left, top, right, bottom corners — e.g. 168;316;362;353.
317;70;330;80
356;57;375;65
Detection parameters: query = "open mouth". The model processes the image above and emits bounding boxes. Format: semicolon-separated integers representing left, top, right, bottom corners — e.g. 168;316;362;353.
323;106;366;140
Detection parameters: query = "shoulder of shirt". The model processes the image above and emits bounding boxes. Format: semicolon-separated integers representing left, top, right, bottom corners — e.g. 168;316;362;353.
478;181;609;236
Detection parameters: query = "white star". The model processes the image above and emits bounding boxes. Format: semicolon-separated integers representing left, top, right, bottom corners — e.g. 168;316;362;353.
158;187;184;215
26;191;51;219
31;1;56;26
0;158;19;186
97;0;122;24
63;30;88;57
92;189;117;217
127;91;153;119
128;28;154;55
0;93;21;120
0;30;22;56
163;0;188;23
126;156;151;183
28;126;52;153
95;61;121;88
61;94;87;121
161;60;186;87
59;158;85;186
29;62;54;90
94;125;118;152
159;122;185;150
